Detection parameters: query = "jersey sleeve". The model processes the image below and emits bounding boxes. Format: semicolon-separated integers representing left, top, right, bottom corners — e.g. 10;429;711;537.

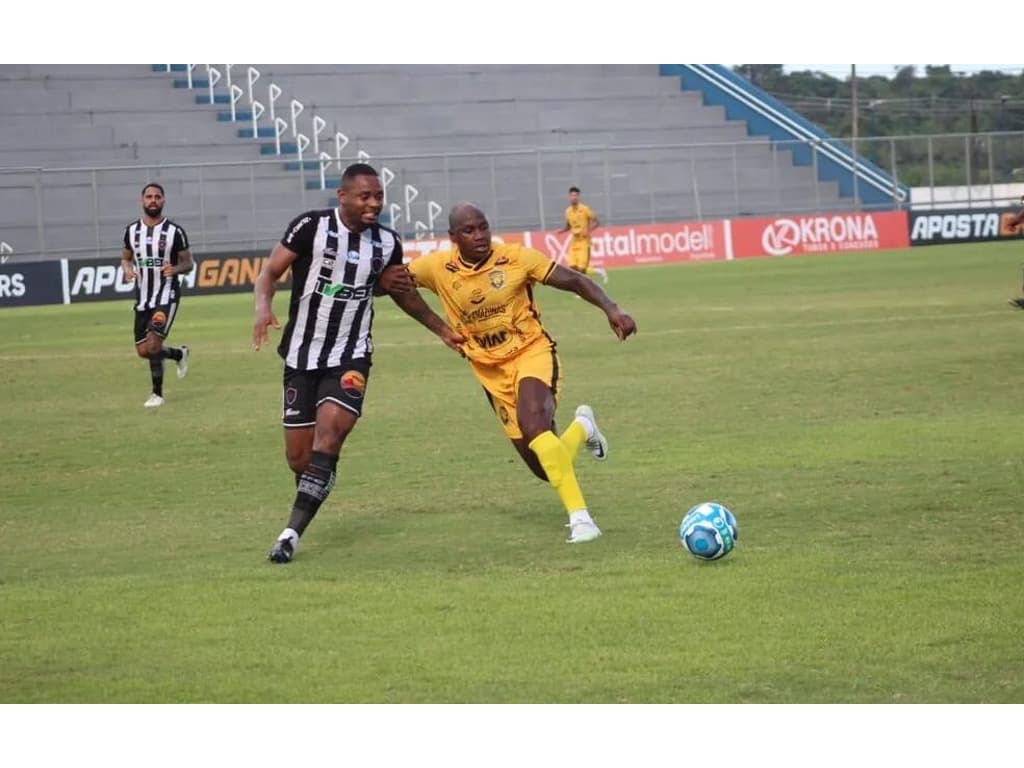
408;253;438;292
122;225;131;250
280;212;317;258
520;246;557;284
388;236;404;268
173;226;190;253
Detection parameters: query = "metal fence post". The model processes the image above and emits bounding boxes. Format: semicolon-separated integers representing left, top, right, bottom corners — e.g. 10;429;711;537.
691;157;702;221
731;143;740;213
811;140;821;211
964;135;973;207
249;162;257;249
927;135;935;206
198;164;207;250
91;169;101;255
602;147;612;224
536;150;546;230
890;138;899;208
34;171;45;259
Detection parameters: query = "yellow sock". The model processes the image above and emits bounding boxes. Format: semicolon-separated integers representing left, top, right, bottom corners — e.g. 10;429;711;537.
560;420;586;457
528;430;587;514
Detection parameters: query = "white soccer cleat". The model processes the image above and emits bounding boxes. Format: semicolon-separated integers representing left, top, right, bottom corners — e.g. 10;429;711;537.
144;394;165;408
176;345;190;379
566;520;602;544
575;404;608;461
595;267;609;285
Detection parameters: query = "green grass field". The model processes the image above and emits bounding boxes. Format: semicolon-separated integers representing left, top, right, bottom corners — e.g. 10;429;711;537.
2;243;1023;703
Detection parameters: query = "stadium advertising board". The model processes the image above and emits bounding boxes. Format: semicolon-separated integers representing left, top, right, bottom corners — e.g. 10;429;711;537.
0;261;66;308
730;211;909;258
65;251;290;304
523;221;727;266
908;208;1024;246
402;222;727;265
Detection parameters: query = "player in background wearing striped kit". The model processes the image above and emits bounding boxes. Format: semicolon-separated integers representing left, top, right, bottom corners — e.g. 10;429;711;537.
120;183;193;408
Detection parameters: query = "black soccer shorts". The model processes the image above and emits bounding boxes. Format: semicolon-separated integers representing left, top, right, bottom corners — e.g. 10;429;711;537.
281;358;373;427
133;301;180;345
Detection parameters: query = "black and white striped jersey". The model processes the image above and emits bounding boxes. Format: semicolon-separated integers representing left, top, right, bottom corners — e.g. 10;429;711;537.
277;208;403;370
122;218;190;311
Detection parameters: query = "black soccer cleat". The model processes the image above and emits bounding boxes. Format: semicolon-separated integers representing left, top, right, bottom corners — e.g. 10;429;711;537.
1009;297;1024;310
268;538;294;564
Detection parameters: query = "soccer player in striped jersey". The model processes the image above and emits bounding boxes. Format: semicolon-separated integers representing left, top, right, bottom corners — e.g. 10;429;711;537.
253;163;464;563
121;183;193;408
394;202;637;543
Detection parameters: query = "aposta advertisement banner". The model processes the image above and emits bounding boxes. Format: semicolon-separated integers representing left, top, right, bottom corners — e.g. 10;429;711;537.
730;211;909;258
402;221;729;265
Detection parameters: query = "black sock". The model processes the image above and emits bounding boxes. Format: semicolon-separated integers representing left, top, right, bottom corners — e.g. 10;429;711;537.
148;354;164;396
163;347;183;362
286;451;338;536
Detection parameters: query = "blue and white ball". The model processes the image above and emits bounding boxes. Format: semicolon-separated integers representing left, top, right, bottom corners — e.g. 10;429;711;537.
679;502;739;561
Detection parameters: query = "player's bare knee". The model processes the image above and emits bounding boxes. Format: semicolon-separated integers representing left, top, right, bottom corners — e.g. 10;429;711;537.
286;453;309;475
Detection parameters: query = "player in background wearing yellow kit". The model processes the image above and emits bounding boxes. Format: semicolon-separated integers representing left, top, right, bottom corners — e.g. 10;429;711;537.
389;202;637;543
557;185;608;285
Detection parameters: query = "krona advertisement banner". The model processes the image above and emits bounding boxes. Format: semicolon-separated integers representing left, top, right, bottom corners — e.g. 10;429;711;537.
730;211;909;258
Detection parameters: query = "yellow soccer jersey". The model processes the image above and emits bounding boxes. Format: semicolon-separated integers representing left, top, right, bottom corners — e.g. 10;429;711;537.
564;203;596;239
409;242;556;365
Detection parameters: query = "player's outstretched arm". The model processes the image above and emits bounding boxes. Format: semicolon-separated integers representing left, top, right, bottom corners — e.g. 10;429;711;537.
252;243;295;351
546;264;637;340
389;288;467;356
375;264;415;296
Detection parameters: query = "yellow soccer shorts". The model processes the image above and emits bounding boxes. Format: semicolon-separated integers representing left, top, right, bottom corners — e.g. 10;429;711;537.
566;238;591;271
471;341;563;439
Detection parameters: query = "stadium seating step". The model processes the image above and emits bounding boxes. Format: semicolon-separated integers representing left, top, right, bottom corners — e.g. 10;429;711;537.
285;160;326;171
174;79;210;89
219;111;252;122
195;94;231;104
151;64;188;72
237;127;277;138
261;143;299;156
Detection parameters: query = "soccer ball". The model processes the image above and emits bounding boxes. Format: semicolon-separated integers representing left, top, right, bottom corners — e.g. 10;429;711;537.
679;502;739;561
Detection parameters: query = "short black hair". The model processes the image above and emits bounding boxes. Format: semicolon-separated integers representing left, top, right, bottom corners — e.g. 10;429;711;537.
448;201;486;230
341;163;379;186
142;183;165;196
569;186;580;194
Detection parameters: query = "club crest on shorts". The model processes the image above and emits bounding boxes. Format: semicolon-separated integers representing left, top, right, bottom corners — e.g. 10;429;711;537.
489;270;505;289
340;370;366;398
499;405;510;424
150;310;167;326
285;387;298;406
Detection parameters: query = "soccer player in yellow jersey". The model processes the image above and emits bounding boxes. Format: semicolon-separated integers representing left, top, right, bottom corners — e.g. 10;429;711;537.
391;202;637;543
558;185;608;285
